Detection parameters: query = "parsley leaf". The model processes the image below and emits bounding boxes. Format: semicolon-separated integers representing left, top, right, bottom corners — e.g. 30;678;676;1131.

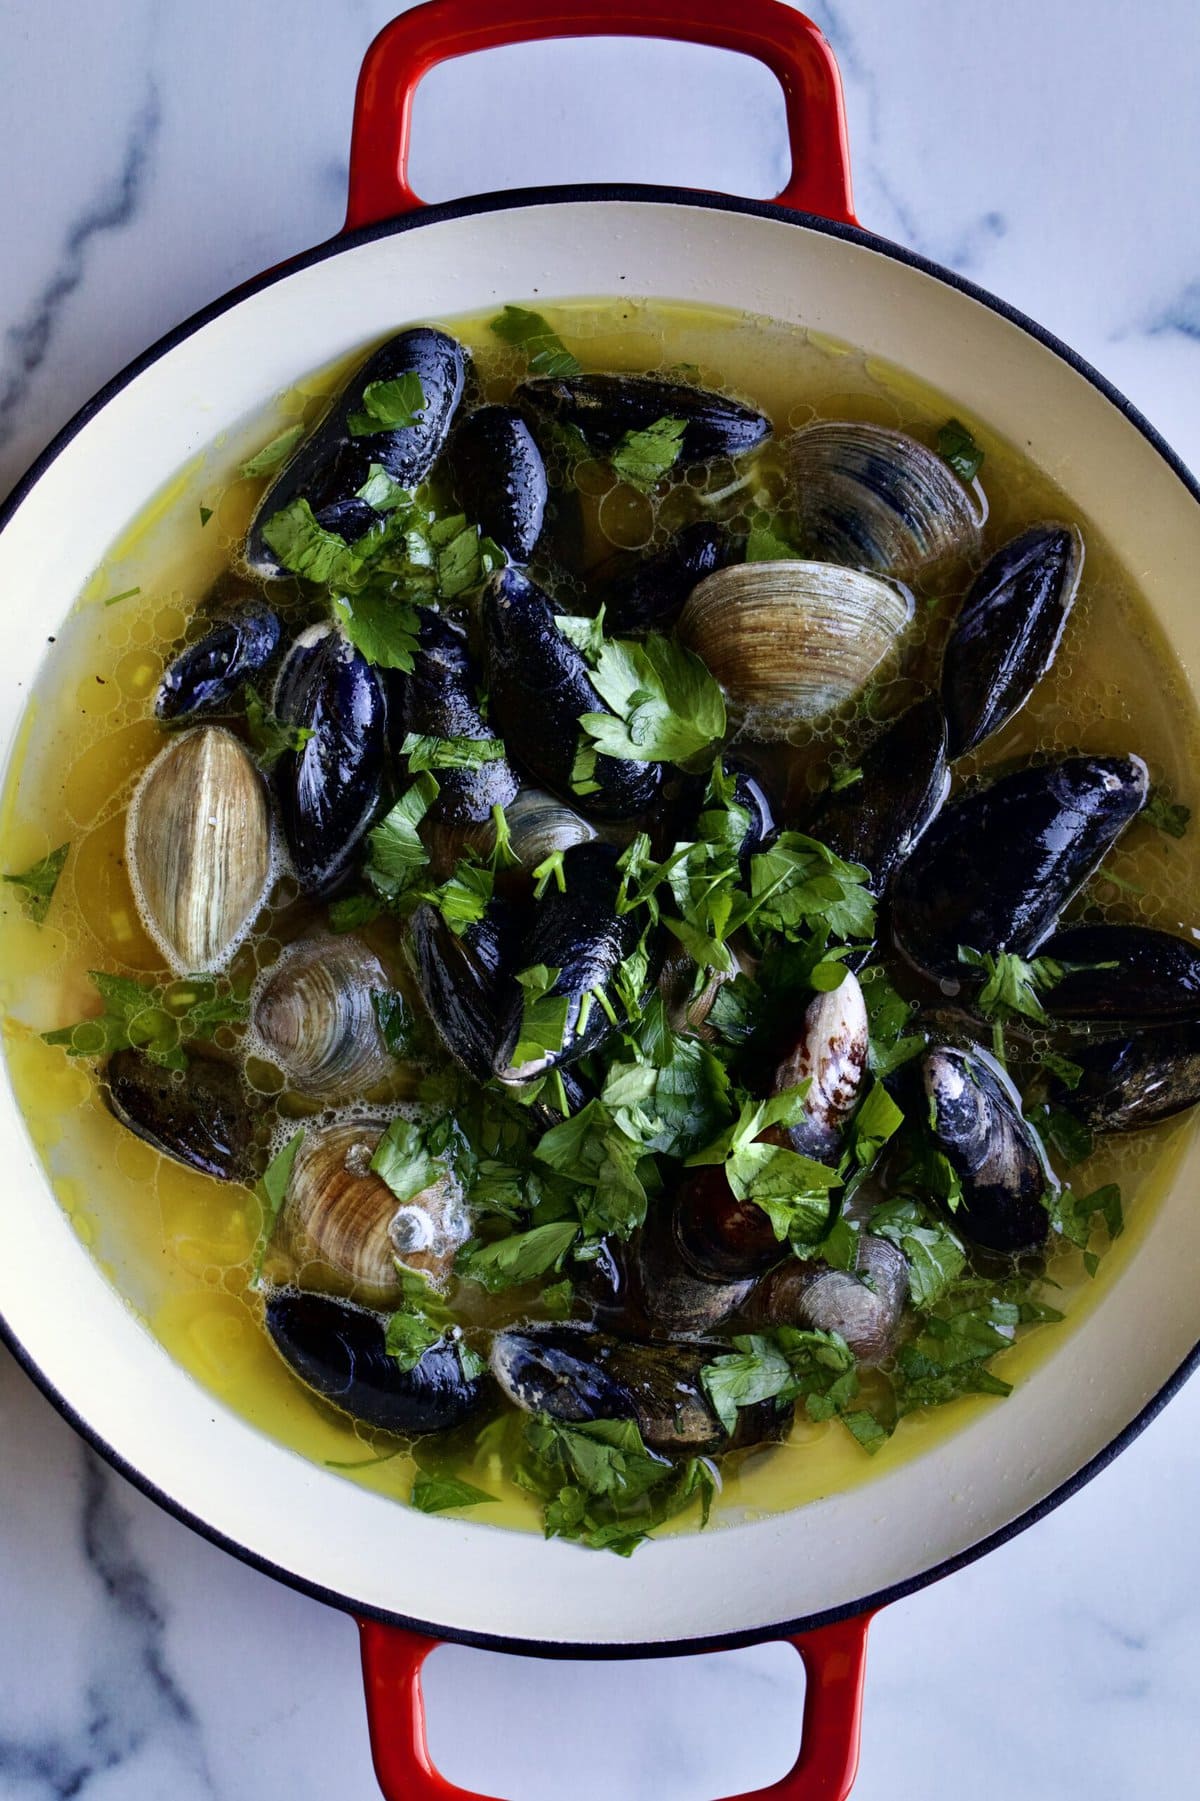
937;418;985;482
42;972;247;1071
400;732;507;773
261;499;364;584
199;504;213;528
363;774;439;899
577;631;726;765
1047;1181;1122;1272
743;833;876;943
859;964;925;1076
1037;1103;1094;1168
244;688;315;770
332;593;422;672
371;1116;447;1205
251;1127;304;1280
489;305;582;378
536;1100;649;1240
371;989;414;1057
744;510;804;562
456;1219;578;1290
868;1196;966;1309
609;416;687;492
347;373;426;437
516;1416;712;1555
601;1030;731;1161
959;944;1116;1026
3;842;68;922
686;1088;839;1244
240;425;304;477
701;1328;885;1452
1144;787;1190;839
410;1471;495;1513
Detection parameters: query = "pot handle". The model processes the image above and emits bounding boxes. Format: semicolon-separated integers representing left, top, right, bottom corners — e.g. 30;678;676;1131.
358;1613;874;1800
345;0;856;231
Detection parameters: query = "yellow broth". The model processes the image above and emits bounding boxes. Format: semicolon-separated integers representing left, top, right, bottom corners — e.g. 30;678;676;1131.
2;296;1198;1538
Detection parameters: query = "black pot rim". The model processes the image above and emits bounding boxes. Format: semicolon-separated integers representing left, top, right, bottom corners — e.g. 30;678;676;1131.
3;180;1199;1662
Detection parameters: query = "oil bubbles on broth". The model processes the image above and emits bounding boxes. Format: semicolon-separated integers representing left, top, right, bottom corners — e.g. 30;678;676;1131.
1;294;1199;1538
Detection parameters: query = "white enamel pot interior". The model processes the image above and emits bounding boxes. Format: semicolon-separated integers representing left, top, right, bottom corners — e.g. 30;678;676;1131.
2;190;1199;1654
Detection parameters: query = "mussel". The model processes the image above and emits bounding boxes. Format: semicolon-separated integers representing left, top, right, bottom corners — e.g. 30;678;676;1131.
410;900;516;1084
481;566;662;819
672;1165;783;1282
246;327;468;577
516;373;770;465
788;422;984;580
772;970;869;1162
1049;1024;1200;1132
266;1290;488;1435
600;522;741;635
251;934;394;1101
126;725;273;973
1036;922;1200;1026
155;604;281;722
806;696;949;896
677;560;913;737
941;524;1084;758
742;1235;909;1365
394;609;518;827
105;1048;256;1184
273;623;388;897
274;1118;469;1301
892;755;1149;983
922;1045;1054;1253
447;403;547;563
493;840;640;1082
490;1324;792;1456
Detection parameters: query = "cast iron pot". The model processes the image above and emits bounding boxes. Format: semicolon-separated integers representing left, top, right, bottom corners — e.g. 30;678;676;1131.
2;3;1199;1796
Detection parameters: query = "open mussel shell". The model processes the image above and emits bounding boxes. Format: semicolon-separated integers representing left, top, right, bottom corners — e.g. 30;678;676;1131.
482;565;661;819
276;1118;469;1302
266;1290;488;1435
742;1236;909;1365
677;560;913;738
250;934;393;1102
246;327;468;577
892;755;1149;983
410;899;516;1084
395;609;518;828
601;521;741;635
772;971;869;1163
942;524;1084;759
447;403;547;563
273;623;388;897
493;840;640;1083
788;421;984;580
104;1048;257;1184
1036;922;1200;1026
807;696;949;896
923;1045;1054;1254
126;725;273;973
155;604;280;722
490;1324;792;1456
1050;1024;1200;1133
517;373;770;464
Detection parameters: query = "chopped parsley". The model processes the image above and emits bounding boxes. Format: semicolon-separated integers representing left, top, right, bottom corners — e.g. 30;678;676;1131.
347;373;426;437
563;623;726;766
1144;787;1190;839
744;510;804;562
400;732;507;773
251;1128;305;1280
702;1329;885;1451
362;773;439;899
489;304;582;378
103;586;141;607
243;688;314;769
198;504;213;528
42;971;247;1071
410;1471;495;1513
936;417;985;482
515;1415;714;1555
332;592;422;671
609;416;687;492
3;842;68;923
240;424;304;477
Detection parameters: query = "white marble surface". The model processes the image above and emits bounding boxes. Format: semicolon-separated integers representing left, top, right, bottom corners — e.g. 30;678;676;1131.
2;2;1200;1796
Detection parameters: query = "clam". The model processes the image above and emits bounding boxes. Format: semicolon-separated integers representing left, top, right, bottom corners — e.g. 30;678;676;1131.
772;970;869;1163
503;787;598;869
276;1118;470;1303
1049;1024;1200;1133
807;696;949;896
516;372;770;464
788;421;984;580
742;1235;909;1365
265;1290;489;1435
251;934;393;1101
105;1048;256;1184
892;755;1149;983
923;1045;1054;1254
155;603;280;722
126;725;272;973
676;560;913;737
601;521;741;635
1035;922;1200;1026
410;900;517;1084
941;523;1084;758
489;1324;792;1456
447;403;547;563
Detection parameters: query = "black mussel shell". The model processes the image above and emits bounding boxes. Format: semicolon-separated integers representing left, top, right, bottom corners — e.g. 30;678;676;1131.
273;624;388;897
601;522;741;634
727;758;777;870
447;404;547;564
156;604;281;723
892;755;1149;982
105;1049;257;1183
490;1324;791;1456
517;374;771;464
807;696;949;897
266;1291;489;1435
493;840;640;1081
1050;1024;1200;1132
481;566;662;819
942;524;1083;759
411;899;517;1084
923;1045;1054;1253
1037;922;1200;1025
395;610;518;827
246;327;468;576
